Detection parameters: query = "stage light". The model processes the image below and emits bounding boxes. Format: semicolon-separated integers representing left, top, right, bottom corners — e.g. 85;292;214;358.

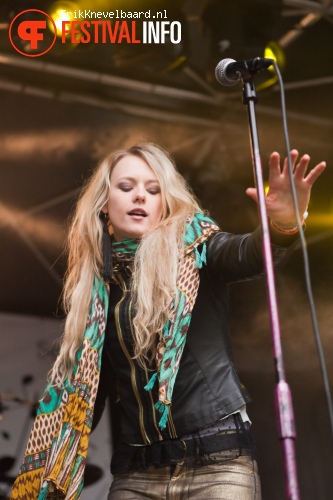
48;1;79;37
254;41;285;91
264;41;286;73
159;56;187;74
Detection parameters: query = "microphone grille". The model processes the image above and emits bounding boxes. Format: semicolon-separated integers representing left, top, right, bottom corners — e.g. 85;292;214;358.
215;58;239;87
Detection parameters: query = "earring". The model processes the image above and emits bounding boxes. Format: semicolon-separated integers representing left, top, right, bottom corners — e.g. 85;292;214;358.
99;212;113;283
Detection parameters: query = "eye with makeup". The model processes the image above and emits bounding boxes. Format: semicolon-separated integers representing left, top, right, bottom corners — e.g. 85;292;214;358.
118;183;133;192
117;180;160;195
147;185;161;195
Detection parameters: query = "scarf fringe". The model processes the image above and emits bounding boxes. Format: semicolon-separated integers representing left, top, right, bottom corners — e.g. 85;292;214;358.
194;242;207;269
144;372;158;391
155;401;170;429
145;377;170;430
38;483;49;500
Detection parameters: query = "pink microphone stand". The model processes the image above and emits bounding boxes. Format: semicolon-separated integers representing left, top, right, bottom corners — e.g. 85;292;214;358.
242;75;300;500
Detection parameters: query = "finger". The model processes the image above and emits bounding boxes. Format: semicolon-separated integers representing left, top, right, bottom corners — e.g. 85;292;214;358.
245;187;258;204
293;154;311;181
268;151;281;181
304;161;326;186
282;149;299;175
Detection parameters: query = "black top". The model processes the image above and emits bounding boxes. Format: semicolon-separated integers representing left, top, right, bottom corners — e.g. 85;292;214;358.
93;227;298;445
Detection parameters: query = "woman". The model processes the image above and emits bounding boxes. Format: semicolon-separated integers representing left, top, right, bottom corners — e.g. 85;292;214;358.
10;143;325;500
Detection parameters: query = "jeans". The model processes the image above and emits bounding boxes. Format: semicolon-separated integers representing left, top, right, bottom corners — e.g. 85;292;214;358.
107;453;261;499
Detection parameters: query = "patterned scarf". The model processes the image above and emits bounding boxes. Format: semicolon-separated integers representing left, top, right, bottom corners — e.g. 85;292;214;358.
144;212;220;428
10;277;109;500
10;212;219;499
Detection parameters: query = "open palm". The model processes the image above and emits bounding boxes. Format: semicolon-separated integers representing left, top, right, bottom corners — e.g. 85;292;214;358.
246;150;326;228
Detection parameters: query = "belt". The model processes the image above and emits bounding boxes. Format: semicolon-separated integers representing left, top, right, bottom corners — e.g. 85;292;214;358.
111;418;255;474
146;430;250;465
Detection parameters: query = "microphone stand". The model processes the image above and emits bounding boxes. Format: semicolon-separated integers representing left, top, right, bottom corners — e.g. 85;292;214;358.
242;77;300;500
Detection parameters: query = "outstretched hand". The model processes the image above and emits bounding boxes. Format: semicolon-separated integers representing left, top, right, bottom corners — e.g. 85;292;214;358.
246;150;326;228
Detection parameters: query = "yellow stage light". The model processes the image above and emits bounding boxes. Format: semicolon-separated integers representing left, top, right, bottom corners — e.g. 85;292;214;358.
306;213;333;227
264;41;286;73
48;1;79;37
255;41;285;91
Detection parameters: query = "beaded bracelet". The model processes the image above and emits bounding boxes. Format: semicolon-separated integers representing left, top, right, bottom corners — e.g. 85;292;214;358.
270;208;308;235
270;219;303;235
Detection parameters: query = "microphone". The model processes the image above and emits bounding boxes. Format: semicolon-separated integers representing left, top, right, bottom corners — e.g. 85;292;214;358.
215;57;274;86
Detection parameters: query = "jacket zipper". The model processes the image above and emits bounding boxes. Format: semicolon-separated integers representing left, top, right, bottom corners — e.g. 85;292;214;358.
167;410;178;439
115;273;150;445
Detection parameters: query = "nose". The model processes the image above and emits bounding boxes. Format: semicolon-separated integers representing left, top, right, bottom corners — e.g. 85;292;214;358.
133;187;146;203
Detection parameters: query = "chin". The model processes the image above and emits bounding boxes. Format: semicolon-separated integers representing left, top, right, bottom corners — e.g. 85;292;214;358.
121;230;146;240
128;224;152;239
115;223;153;241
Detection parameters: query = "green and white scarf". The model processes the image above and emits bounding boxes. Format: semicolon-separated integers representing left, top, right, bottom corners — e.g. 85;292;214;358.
10;212;219;499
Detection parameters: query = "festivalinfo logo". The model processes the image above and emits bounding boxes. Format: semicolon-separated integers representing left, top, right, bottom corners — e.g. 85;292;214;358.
9;8;182;57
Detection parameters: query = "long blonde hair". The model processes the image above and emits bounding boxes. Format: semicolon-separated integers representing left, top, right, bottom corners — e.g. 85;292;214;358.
50;143;202;384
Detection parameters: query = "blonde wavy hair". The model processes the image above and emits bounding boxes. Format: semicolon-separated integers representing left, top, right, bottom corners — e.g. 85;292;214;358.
50;143;203;385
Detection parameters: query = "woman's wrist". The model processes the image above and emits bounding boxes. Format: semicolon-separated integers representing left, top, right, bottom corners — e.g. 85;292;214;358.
270;210;308;235
270;219;302;235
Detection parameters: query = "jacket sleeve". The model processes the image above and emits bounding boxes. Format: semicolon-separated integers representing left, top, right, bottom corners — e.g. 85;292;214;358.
206;225;299;284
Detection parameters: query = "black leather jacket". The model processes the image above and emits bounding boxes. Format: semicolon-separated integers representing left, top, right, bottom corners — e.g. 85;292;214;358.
93;227;298;444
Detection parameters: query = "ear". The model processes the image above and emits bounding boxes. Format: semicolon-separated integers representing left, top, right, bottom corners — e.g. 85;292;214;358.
101;204;108;214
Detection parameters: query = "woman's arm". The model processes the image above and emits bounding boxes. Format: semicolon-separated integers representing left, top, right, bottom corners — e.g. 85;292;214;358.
206;227;298;283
